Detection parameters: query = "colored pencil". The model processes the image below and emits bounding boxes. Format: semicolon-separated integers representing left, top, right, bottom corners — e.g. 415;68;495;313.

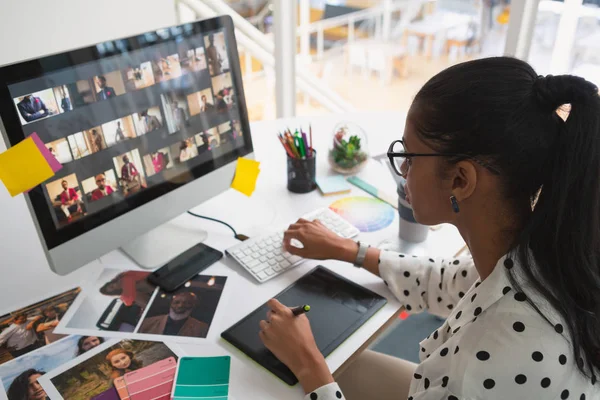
301;131;309;158
277;134;295;158
309;124;313;156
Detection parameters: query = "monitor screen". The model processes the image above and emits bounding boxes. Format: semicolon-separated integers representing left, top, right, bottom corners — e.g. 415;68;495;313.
0;17;252;251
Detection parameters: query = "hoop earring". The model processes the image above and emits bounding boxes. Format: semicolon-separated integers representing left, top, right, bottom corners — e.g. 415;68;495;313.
450;196;460;213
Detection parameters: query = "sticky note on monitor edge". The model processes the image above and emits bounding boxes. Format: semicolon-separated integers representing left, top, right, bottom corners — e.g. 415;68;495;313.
0;135;56;196
231;157;260;197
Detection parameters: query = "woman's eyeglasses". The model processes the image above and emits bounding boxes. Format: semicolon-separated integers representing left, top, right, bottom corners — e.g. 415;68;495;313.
387;139;500;177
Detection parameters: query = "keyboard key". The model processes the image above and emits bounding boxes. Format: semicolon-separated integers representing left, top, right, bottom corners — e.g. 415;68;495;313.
289;255;302;264
273;265;282;272
268;259;277;266
257;271;267;280
259;256;267;263
275;256;284;262
264;267;275;276
251;263;268;272
281;260;291;269
246;259;259;269
240;255;253;264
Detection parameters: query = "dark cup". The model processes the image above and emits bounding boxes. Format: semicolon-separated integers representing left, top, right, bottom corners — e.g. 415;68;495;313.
287;150;317;193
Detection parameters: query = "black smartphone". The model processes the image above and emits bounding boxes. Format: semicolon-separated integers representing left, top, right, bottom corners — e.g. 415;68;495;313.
147;243;223;292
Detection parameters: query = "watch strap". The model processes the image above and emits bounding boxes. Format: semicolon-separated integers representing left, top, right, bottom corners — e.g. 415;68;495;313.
354;241;369;268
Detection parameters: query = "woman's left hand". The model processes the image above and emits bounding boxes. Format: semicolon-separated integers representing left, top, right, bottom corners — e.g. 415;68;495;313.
259;299;334;393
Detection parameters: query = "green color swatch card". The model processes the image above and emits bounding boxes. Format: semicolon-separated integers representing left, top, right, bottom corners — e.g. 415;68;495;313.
172;356;231;399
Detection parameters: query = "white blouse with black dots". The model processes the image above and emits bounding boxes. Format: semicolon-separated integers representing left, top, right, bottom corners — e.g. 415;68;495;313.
305;252;599;400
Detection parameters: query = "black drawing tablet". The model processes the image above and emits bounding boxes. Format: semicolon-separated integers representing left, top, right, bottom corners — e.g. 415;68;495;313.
221;265;388;385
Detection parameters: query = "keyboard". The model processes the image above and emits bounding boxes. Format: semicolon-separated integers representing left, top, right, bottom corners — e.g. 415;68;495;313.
226;208;360;283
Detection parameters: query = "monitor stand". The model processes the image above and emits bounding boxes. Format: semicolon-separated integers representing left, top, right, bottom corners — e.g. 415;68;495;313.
120;221;207;269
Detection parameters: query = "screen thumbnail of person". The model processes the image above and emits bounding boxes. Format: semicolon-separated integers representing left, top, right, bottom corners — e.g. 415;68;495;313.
42;339;178;400
0;287;80;366
179;47;207;73
81;169;119;203
201;126;220;150
170;138;198;164
64;79;97;108
160;91;190;134
142;147;173;177
132;107;163;136
82;126;107;153
151;54;183;83
122;61;155;91
44;174;86;226
204;32;229;76
93;71;126;100
101;116;136;147
113;149;147;197
45;138;73;165
13;89;60;125
67;132;93;160
186;88;214;116
0;335;86;400
211;72;234;112
52;85;73;113
217;121;234;144
137;275;227;339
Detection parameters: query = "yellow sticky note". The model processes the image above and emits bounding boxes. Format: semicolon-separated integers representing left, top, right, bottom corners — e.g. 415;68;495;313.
0;137;54;196
231;157;261;196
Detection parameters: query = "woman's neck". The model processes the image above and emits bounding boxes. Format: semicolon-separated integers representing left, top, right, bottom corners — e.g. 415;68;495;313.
455;200;529;281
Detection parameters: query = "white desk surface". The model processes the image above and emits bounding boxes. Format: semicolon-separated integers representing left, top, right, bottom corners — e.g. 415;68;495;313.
0;111;464;399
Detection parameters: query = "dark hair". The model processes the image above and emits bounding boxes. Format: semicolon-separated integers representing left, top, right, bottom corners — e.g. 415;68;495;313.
411;57;600;377
7;369;44;400
12;313;26;321
97;75;106;83
61;180;67;184
99;275;123;296
77;336;105;355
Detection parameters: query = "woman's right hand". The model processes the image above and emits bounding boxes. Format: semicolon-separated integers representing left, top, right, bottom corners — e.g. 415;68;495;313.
283;219;358;262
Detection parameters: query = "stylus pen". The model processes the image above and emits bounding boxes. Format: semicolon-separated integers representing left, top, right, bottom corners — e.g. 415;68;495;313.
291;304;311;316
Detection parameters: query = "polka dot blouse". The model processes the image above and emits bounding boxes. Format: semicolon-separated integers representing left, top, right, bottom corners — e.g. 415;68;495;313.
304;252;599;400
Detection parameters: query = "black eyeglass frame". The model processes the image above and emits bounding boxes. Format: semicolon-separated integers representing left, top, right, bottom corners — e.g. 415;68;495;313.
387;139;501;177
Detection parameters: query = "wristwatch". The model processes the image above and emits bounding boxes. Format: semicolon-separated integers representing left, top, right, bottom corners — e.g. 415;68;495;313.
353;241;369;268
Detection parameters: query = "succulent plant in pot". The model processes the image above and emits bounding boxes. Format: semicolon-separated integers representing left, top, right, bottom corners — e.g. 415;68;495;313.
328;123;369;174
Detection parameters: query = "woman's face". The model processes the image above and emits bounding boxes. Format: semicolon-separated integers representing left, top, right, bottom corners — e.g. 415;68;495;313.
27;373;46;400
81;337;101;352
110;353;132;370
401;114;456;226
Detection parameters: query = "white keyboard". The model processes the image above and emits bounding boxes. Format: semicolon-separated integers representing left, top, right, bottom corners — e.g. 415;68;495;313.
226;208;360;283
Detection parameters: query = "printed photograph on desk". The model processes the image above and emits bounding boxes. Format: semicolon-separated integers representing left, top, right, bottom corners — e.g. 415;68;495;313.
0;335;106;400
137;275;228;339
93;71;127;100
38;339;181;400
113;149;148;197
45;138;73;165
205;31;229;76
122;61;155;91
59;269;155;335
13;89;60;125
151;53;183;83
44;174;87;226
178;46;208;73
142;147;174;177
132;107;163;136
170;138;198;164
161;91;190;134
101;116;137;147
81;169;120;203
187;88;215;116
211;72;234;113
0;287;81;366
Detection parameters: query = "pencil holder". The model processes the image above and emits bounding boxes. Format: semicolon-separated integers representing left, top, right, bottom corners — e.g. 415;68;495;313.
287;151;317;193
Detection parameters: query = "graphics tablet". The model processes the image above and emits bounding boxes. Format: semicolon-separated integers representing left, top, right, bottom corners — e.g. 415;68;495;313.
221;265;387;385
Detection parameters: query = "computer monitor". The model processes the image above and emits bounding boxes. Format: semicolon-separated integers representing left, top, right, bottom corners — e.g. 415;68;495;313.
0;16;253;274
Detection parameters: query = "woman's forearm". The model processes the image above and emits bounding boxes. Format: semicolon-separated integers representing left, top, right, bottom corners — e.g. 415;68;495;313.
336;239;382;277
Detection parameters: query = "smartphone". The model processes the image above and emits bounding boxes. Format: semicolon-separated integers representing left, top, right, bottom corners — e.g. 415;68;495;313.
147;243;223;292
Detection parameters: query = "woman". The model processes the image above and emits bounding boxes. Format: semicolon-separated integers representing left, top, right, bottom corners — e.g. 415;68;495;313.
7;369;48;400
179;139;197;162
260;57;600;399
77;336;104;355
105;348;141;380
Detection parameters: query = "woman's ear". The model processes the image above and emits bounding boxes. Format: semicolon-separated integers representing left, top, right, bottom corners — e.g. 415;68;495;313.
451;160;478;201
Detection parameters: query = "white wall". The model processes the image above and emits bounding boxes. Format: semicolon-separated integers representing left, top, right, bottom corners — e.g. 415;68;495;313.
0;0;176;308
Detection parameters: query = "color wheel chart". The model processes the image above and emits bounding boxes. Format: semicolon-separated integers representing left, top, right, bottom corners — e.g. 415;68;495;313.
329;196;395;232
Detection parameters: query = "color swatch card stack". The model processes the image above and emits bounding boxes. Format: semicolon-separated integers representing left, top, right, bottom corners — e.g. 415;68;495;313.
172;356;231;400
